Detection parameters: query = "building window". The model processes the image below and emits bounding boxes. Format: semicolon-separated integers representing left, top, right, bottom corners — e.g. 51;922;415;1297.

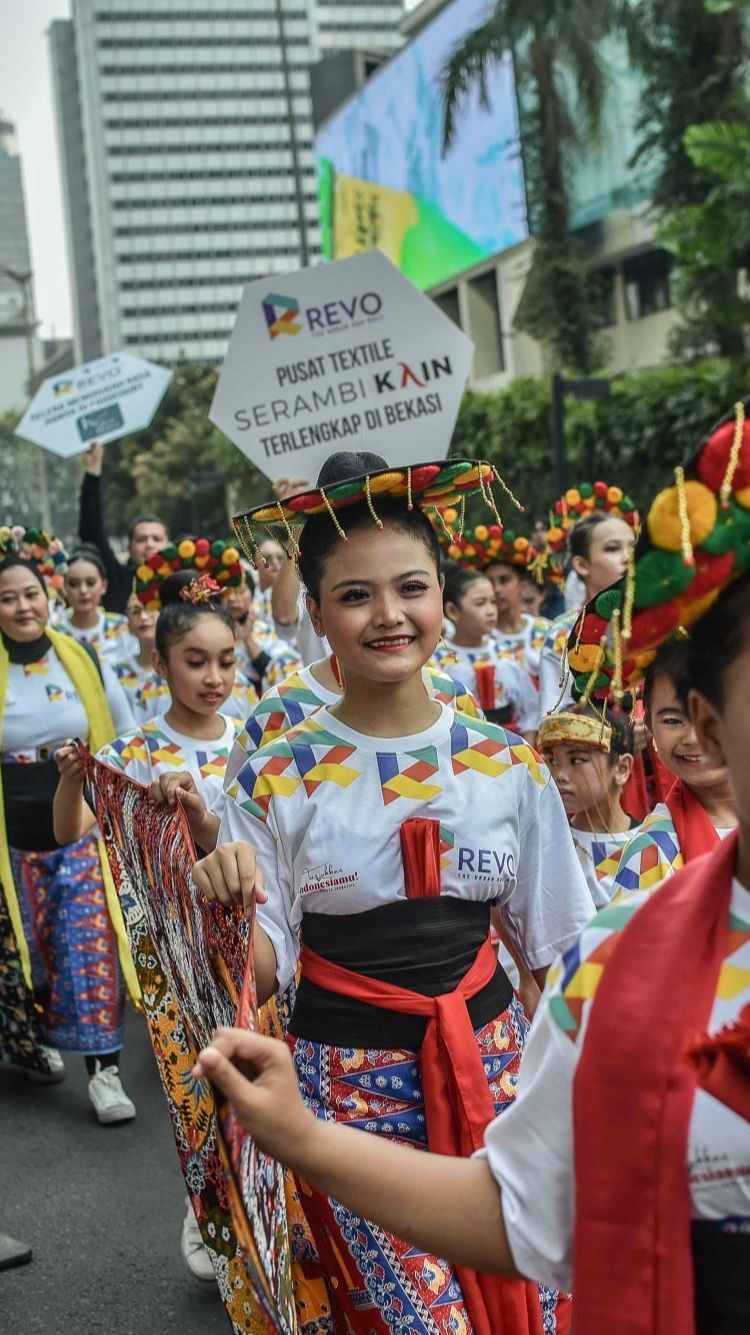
623;250;672;321
466;271;504;378
592;265;617;328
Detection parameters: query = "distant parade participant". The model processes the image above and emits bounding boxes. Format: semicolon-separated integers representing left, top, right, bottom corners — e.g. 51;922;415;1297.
538;706;638;907
58;545;137;663
54;568;245;1281
254;537;284;616
193;452;592;1333
222;567;302;694
435;566;540;740
484;558;549;680
613;640;737;899
0;528;137;1121
537;485;639;717
111;593;158;720
79;441;168;615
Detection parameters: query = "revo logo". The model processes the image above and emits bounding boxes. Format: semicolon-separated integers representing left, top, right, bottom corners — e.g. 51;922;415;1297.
262;289;383;339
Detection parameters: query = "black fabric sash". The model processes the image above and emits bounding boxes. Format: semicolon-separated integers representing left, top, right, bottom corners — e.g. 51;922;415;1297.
291;897;513;1049
692;1225;750;1334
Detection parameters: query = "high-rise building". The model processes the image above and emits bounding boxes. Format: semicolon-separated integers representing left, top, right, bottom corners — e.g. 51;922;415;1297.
0;116;39;413
50;0;404;365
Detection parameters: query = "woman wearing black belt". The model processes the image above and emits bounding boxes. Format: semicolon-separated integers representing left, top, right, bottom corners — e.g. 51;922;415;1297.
0;531;137;1122
194;454;594;1333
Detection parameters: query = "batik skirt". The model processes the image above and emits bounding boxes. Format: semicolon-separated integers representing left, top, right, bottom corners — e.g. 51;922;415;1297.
0;890;57;1075
12;835;123;1053
289;995;562;1335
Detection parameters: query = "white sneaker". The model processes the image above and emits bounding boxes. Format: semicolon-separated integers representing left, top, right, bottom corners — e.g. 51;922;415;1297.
181;1201;215;1282
88;1062;136;1124
24;1047;66;1085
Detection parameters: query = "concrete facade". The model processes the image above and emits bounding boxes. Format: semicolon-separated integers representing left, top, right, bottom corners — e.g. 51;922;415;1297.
431;207;679;390
50;0;405;365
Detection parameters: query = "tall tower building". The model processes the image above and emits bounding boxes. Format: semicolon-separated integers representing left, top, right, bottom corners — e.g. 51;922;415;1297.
50;0;404;364
0;116;38;413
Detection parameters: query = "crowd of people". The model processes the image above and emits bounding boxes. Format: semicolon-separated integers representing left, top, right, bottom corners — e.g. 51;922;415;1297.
1;417;748;1333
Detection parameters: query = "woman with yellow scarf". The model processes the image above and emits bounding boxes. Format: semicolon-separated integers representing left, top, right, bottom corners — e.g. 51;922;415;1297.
0;531;138;1123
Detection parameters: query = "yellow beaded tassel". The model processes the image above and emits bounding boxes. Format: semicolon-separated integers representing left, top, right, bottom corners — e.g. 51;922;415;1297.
720;400;745;509
674;466;694;568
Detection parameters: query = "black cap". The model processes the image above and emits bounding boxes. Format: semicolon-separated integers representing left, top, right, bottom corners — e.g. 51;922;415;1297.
316;451;389;488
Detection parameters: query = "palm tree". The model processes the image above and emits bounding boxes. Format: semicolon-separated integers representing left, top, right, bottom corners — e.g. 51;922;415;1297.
441;1;625;373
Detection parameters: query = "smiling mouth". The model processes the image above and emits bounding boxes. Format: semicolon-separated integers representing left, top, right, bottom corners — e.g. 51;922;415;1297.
676;753;704;764
365;635;416;651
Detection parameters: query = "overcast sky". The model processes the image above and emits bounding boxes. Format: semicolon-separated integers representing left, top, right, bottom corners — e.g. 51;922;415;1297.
4;0;421;345
3;0;72;339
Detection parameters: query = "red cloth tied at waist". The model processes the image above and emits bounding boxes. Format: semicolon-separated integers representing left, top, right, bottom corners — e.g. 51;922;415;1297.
298;934;547;1335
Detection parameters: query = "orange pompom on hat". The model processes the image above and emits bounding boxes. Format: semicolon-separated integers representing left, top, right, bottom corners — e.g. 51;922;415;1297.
568;397;750;703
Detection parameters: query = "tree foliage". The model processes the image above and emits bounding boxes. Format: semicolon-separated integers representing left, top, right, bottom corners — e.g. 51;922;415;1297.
90;358;270;542
450;358;749;522
628;0;750;357
440;0;618;373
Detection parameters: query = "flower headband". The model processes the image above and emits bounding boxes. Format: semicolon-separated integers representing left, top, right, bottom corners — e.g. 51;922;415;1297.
0;525;68;594
135;538;243;611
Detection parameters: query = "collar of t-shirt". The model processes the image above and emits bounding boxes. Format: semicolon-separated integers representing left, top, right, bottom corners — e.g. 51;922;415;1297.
313;701;452;753
153;712;237;756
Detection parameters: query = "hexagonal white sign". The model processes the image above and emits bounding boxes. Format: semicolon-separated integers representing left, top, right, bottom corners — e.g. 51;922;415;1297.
210;251;474;483
15;352;172;458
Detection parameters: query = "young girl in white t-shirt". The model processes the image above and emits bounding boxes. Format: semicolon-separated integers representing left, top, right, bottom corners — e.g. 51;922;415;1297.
538;705;638;908
435;565;539;741
54;568;243;1285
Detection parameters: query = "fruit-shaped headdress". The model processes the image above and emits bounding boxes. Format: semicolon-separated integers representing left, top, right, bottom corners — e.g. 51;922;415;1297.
567;399;750;703
0;525;68;594
134;537;243;611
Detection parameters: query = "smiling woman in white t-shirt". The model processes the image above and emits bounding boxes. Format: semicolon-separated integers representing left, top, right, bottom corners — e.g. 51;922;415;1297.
190;452;593;1334
198;464;750;1335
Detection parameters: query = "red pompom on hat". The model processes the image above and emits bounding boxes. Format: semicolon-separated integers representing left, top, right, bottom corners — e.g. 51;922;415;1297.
697;417;750;494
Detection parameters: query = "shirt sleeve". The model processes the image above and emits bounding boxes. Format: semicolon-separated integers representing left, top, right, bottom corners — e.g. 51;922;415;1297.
478;994;577;1291
220;773;299;993
611;822;681;900
78;473;131;613
101;661;136;735
499;757;595;971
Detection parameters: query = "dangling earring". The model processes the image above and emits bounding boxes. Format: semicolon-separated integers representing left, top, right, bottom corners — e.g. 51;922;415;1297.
331;654;345;690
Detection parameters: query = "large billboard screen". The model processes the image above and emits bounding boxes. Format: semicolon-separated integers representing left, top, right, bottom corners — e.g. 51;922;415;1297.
316;0;528;291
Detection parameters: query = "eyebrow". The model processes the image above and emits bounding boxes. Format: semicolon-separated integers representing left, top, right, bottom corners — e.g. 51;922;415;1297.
655;705;683;716
331;569;432;591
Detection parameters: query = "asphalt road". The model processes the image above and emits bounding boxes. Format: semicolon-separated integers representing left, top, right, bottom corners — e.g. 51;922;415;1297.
0;1009;229;1335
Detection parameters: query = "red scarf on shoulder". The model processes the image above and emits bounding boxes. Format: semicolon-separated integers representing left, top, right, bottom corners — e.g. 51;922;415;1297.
572;832;740;1334
665;778;722;863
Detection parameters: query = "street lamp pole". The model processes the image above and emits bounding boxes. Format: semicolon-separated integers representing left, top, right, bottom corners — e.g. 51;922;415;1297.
0;264;51;530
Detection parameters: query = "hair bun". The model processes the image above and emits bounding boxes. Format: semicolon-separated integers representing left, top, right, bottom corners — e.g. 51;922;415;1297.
316;451;389;488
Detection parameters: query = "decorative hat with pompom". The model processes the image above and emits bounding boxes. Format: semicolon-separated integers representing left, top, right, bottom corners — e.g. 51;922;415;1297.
0;525;68;595
540;481;639;587
134;537;243;611
437;516;535;573
567;398;750;704
230;452;524;565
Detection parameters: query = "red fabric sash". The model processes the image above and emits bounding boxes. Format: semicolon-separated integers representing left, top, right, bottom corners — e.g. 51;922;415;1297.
473;662;497;714
299;937;545;1335
665;778;722;864
573;830;739;1335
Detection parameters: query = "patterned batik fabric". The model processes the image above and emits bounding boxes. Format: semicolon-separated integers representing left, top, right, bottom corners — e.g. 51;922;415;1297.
11;835;123;1053
81;752;299;1335
289;997;563;1335
0;889;57;1074
611;803;683;901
